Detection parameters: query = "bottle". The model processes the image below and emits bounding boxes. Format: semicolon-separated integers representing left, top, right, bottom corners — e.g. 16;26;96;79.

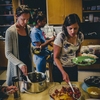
12;76;20;99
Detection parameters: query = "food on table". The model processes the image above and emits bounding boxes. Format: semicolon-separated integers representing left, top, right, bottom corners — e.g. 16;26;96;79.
73;56;96;66
50;86;81;100
78;58;94;64
82;53;98;59
87;87;100;98
90;91;99;95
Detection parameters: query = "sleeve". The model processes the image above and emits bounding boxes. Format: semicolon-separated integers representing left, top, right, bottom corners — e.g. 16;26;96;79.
54;32;64;47
5;28;25;68
30;30;41;46
79;32;84;43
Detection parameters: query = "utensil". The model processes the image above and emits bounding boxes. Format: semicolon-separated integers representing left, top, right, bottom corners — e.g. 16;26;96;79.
26;75;31;83
68;81;75;92
68;81;79;100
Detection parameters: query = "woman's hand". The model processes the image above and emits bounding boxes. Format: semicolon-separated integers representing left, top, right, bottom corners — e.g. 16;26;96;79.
6;86;18;94
20;65;27;75
62;71;70;83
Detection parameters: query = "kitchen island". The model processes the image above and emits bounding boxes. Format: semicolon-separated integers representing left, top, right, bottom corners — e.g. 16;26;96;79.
7;82;90;100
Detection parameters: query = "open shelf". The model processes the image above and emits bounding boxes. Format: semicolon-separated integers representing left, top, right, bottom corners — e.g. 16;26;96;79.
82;0;100;23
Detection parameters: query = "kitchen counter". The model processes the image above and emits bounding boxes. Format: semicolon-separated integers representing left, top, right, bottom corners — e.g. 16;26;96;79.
78;63;100;72
7;82;90;100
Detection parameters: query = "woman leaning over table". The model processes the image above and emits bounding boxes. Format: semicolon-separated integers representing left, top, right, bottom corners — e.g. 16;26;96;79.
5;5;34;86
52;13;84;83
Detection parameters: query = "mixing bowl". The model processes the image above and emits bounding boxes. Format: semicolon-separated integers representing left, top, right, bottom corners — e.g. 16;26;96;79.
87;87;100;99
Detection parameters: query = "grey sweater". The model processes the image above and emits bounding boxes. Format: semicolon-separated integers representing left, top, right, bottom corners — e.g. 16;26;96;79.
5;24;34;85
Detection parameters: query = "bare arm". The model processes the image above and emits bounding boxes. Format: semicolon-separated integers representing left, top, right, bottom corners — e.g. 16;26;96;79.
35;36;55;49
53;44;70;82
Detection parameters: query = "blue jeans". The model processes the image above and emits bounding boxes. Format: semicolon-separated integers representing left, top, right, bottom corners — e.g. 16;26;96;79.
33;55;46;73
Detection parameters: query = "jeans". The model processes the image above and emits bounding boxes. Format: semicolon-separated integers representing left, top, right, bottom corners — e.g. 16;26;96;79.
33;55;46;73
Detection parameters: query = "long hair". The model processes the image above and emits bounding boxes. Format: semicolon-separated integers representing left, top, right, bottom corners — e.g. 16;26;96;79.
62;13;81;36
16;5;30;17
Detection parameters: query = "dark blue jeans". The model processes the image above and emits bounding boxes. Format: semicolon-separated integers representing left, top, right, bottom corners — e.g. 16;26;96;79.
52;65;78;83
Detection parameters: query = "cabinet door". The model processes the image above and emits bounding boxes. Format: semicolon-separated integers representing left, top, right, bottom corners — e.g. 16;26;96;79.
47;0;65;25
47;0;82;25
65;0;82;22
12;0;19;22
0;41;8;67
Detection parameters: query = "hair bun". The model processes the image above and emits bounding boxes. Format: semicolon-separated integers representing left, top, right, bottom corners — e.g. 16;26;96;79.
16;5;30;17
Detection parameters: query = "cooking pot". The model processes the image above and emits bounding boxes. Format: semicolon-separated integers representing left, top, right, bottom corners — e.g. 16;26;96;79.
22;71;47;93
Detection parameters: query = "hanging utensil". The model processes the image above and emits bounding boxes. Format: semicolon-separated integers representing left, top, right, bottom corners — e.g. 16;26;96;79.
26;75;31;83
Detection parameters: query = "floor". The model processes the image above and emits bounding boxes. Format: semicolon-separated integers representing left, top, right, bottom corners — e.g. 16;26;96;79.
0;69;100;86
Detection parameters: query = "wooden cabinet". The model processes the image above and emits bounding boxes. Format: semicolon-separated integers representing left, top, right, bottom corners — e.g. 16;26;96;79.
0;40;7;67
12;0;19;22
0;0;19;37
0;0;14;37
47;0;82;25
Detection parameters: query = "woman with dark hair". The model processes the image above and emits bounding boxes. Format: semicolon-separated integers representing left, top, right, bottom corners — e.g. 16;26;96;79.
5;5;34;86
30;14;55;73
52;13;84;83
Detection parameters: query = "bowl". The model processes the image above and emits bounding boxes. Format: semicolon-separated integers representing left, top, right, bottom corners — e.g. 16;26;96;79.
22;72;47;93
87;87;100;99
48;84;81;100
84;76;100;87
32;47;41;55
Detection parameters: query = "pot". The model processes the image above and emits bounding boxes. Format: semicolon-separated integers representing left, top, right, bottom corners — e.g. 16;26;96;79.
22;71;47;93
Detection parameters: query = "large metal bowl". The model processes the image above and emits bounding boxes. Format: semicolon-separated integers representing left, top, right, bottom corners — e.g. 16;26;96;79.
23;72;47;93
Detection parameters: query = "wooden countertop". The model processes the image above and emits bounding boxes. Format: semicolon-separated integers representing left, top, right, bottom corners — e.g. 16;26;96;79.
7;82;90;100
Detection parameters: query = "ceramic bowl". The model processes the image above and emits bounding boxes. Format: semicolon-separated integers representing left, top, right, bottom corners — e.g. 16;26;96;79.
87;87;100;99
